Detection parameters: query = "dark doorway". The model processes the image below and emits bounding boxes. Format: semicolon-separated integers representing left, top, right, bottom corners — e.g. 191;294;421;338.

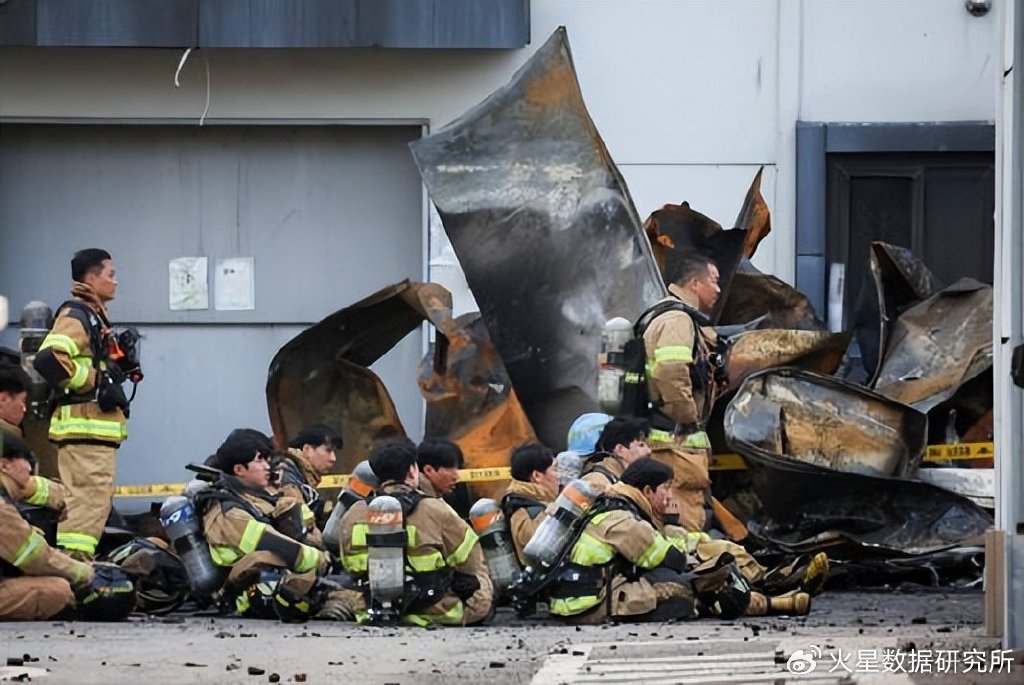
826;152;994;329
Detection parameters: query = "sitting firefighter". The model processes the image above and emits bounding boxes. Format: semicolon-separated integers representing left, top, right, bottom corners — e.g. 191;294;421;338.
272;424;341;531
338;437;494;626
580;417;653;491
500;442;559;566
542;458;812;624
1;433;135;621
194;429;350;621
582;418;829;597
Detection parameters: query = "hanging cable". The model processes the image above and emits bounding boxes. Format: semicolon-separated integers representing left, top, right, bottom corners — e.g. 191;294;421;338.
173;47;193;88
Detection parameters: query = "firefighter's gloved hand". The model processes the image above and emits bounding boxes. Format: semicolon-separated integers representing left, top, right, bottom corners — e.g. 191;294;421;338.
450;572;481;601
96;372;130;415
271;503;307;541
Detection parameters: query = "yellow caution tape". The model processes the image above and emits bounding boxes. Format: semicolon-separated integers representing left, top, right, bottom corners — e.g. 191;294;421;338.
110;443;995;497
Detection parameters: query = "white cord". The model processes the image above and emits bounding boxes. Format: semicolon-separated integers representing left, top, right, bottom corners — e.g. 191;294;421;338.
173;47;192;88
200;52;211;126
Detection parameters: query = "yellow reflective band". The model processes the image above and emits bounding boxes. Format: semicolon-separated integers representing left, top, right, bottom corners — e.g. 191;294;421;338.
301;503;316;526
39;333;79;356
570;531;614;567
66;361;91;391
648;429;675;445
681;431;710;449
624;372;643;383
239;520;268;554
653;345;693;364
296;544;322;573
70;561;92;586
56;531;98;554
549;594;601;616
13;531;45;567
50;416;127;440
407;550;445;573
444;528;479;568
405;600;465;626
25;476;50;506
341;552;368;574
235;594;251;614
351;523;367;547
635;535;671;569
210;546;241;566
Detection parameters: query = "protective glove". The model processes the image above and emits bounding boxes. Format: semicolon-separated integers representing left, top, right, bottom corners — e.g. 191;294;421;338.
96;372;130;415
450;572;481;601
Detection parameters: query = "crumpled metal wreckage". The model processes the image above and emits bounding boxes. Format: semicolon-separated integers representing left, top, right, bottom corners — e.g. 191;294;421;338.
266;28;992;573
266;280;534;492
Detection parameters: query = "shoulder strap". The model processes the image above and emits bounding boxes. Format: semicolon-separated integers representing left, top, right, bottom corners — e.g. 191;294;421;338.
633;298;709;338
55;300;108;366
500;493;545;520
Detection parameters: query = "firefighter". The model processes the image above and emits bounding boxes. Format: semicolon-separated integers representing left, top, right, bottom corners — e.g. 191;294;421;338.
0;364;29;439
32;249;129;561
545;458;812;624
580;417;652;490
0;432;103;620
641;253;746;539
499;442;559;565
338;437;494;626
416;437;463;499
194;429;337;618
272;423;340;530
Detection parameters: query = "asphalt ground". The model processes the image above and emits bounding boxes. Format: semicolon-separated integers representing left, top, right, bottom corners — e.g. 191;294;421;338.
0;589;1018;685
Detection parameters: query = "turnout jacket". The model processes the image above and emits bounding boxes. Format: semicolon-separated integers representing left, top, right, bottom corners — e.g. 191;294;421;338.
0;474;91;587
0;417;22;438
339;481;493;626
271;448;327;546
498;480;553;566
580;453;625;492
36;283;127;445
197;475;328;577
549;481;690;621
642;285;716;448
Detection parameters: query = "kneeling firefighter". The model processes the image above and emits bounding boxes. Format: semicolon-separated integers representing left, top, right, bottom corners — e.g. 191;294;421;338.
338;438;493;626
1;433;135;621
192;430;350;621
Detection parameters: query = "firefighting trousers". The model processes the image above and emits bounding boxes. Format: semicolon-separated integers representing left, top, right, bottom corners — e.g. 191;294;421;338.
651;445;748;541
56;441;117;557
0;576;75;621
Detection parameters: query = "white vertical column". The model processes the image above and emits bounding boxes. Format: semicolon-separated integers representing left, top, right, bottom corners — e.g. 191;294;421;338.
993;0;1024;651
773;0;803;286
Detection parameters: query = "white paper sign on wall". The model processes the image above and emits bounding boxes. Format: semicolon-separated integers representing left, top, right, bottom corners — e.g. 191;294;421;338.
169;257;209;311
215;257;255;311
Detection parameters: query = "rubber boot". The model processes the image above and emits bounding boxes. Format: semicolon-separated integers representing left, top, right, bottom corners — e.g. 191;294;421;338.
767;590;811;616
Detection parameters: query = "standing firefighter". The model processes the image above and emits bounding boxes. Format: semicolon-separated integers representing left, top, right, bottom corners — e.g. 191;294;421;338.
33;249;131;561
636;254;743;538
338;438;494;626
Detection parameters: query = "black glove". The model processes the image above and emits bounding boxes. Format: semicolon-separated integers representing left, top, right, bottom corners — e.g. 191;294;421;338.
449;572;481;601
96;372;130;415
271;503;308;541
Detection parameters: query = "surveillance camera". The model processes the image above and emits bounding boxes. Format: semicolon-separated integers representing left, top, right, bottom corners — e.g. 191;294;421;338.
964;0;992;17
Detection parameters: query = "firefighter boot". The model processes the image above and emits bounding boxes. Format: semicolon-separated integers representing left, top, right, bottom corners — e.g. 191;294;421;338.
768;590;811;616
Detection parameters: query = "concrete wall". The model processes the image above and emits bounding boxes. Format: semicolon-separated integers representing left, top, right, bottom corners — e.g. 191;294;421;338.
0;1;999;305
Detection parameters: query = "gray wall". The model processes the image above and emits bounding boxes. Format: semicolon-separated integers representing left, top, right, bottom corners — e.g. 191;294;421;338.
0;122;425;490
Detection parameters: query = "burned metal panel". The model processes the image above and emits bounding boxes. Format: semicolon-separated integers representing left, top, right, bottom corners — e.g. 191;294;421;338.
725;368;926;478
410;28;665;450
849;242;944;385
419;313;535;498
739;451;992;558
725;330;850;392
267;281;535;486
873;278;993;412
266;280;440;474
719;261;827;331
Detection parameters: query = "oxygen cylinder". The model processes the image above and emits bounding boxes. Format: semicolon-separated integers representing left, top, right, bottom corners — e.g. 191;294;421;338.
19;301;54;419
182;479;209;500
522;479;598;568
366;495;405;624
323;460;379;555
597;316;632;415
554;451;583;490
469;498;520;594
160;495;220;597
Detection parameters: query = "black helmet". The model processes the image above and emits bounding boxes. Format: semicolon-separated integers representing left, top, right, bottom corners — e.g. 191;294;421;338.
77;563;137;621
237;570;285;619
103;538;189;615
